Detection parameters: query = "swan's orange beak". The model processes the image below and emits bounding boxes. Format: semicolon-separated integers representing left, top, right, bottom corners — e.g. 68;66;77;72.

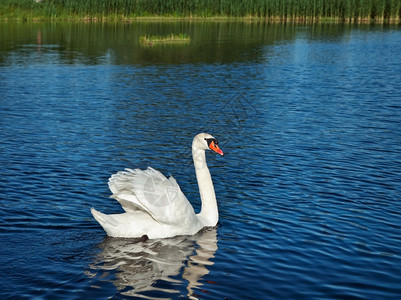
209;141;224;156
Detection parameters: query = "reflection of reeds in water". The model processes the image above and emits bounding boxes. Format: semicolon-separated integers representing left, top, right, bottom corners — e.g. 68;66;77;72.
1;0;400;23
87;227;218;299
139;34;191;47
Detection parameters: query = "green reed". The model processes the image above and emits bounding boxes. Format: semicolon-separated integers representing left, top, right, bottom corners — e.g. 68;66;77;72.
139;33;191;47
1;0;400;22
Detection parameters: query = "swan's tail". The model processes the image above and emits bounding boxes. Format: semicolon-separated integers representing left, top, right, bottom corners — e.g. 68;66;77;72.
91;208;117;229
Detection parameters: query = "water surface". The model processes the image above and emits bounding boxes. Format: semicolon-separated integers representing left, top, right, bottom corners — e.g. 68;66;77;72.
1;22;401;299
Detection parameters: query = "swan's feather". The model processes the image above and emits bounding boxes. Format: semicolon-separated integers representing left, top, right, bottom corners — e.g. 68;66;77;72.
110;193;141;213
108;167;196;225
91;207;117;228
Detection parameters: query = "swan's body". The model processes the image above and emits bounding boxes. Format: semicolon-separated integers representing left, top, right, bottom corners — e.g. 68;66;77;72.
91;133;224;239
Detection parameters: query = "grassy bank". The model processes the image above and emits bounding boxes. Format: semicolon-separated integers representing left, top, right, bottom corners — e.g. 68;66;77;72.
1;0;400;23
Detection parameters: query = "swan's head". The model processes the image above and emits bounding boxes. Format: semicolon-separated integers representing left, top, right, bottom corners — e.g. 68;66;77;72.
193;133;224;156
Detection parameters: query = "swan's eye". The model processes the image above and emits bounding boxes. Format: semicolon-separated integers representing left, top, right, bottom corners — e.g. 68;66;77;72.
205;138;215;147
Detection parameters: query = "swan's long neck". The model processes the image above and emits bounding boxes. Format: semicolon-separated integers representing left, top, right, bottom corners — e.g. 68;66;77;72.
192;146;218;227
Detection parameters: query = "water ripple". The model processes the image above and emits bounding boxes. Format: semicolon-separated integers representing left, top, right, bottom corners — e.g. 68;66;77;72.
1;23;401;299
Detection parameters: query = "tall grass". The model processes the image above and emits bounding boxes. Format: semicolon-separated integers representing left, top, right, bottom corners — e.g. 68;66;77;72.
139;33;191;47
0;0;400;22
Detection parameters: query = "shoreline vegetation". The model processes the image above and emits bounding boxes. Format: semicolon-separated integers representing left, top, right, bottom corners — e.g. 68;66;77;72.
0;0;400;23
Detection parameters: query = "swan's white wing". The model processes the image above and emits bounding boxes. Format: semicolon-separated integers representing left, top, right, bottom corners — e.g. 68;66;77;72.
108;167;196;225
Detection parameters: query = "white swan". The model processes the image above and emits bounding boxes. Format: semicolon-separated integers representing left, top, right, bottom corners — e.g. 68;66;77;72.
91;133;224;239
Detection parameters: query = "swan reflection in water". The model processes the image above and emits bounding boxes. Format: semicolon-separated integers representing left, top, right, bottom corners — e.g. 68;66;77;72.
88;227;218;299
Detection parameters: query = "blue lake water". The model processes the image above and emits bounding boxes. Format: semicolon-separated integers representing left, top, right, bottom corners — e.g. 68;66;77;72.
1;22;401;299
